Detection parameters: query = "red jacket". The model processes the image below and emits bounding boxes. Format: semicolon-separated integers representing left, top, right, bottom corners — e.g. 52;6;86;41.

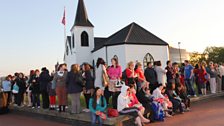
198;68;207;83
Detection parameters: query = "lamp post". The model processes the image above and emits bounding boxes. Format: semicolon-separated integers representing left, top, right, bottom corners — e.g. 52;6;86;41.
178;42;182;63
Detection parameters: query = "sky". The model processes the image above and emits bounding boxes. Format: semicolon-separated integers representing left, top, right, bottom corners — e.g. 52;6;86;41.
0;0;224;76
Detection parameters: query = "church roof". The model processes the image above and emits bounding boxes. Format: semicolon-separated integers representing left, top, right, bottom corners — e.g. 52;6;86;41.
93;37;108;51
73;0;94;27
93;22;168;52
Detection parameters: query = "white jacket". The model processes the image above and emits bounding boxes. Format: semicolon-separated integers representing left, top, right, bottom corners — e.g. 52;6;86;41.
152;88;165;99
117;85;130;112
155;66;167;86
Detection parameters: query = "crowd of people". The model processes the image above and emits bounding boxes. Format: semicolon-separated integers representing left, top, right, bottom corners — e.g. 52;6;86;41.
1;57;224;126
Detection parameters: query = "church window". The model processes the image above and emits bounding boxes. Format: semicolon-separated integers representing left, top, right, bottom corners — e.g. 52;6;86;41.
143;53;154;68
81;31;89;46
66;46;69;55
113;55;118;60
72;33;75;48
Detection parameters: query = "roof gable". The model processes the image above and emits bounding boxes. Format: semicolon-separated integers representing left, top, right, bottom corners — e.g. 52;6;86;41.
105;22;168;46
93;22;169;52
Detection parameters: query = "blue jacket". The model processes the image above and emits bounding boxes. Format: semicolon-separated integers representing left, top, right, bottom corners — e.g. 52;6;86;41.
89;96;107;113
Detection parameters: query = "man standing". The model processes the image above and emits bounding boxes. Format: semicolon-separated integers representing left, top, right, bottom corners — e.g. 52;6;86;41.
144;62;157;91
184;60;196;97
165;61;175;87
219;63;224;91
39;67;52;109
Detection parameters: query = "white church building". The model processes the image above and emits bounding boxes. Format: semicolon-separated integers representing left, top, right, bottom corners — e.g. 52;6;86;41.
64;0;170;70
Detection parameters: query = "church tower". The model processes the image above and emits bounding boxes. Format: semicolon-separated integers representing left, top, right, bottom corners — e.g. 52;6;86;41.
69;0;94;66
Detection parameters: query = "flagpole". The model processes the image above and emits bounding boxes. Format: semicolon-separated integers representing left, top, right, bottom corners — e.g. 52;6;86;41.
64;6;66;46
63;6;66;61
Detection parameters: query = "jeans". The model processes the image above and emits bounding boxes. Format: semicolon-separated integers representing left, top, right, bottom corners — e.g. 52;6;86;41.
32;93;40;107
185;79;195;95
91;112;102;126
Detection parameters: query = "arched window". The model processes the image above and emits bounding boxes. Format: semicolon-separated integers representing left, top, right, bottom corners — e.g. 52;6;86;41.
81;31;89;46
143;53;154;68
66;46;69;55
72;33;75;48
113;55;118;60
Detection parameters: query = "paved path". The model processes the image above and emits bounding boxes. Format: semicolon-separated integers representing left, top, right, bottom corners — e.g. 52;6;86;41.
149;96;224;126
1;97;224;126
0;113;70;126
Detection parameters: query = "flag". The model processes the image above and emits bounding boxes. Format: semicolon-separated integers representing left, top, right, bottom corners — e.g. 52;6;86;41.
61;8;66;25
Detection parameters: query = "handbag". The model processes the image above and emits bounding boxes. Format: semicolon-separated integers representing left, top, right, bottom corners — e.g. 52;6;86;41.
102;72;109;87
115;80;124;88
98;112;107;120
107;108;119;117
12;84;19;94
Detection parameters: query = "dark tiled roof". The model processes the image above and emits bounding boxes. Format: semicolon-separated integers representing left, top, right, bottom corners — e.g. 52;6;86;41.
93;37;107;52
93;22;169;52
73;0;94;27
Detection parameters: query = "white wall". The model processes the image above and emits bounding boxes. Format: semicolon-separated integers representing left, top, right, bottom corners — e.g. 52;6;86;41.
93;47;106;66
125;45;169;68
107;45;127;70
64;41;77;69
70;26;94;65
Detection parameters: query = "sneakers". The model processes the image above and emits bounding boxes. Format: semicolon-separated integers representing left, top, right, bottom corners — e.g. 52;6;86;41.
83;108;90;112
82;108;90;112
37;106;40;109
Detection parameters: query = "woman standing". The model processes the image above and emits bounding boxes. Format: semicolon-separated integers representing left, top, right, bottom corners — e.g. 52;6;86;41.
89;87;107;126
2;75;12;106
214;63;222;93
29;70;41;108
125;61;138;85
198;63;208;95
66;64;84;114
154;61;167;86
194;64;201;95
82;63;95;112
207;62;217;94
135;62;149;92
107;58;122;109
53;64;68;112
94;58;108;91
16;73;27;106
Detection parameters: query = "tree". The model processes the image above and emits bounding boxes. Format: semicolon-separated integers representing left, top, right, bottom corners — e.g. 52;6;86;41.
189;46;224;65
204;46;224;64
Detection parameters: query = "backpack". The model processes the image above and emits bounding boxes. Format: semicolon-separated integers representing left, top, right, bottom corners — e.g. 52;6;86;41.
151;101;164;121
107;108;119;117
12;84;19;94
